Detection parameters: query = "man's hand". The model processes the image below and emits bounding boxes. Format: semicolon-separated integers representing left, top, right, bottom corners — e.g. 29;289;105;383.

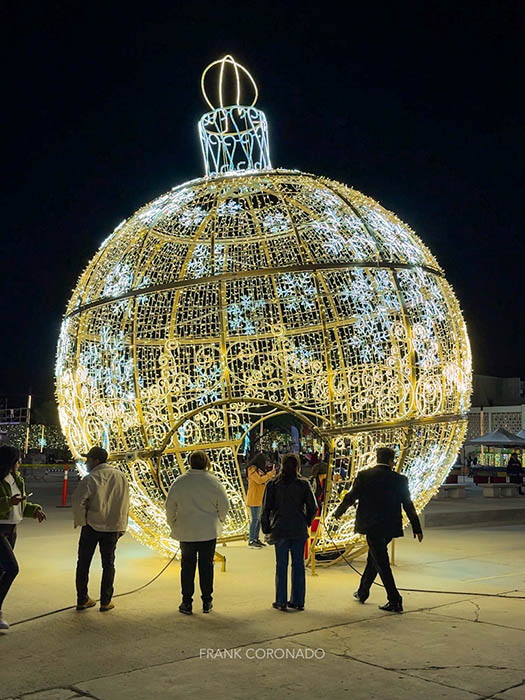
11;494;24;505
35;509;47;523
414;532;423;542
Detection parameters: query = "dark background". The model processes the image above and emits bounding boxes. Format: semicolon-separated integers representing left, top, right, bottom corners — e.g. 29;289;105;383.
1;0;523;413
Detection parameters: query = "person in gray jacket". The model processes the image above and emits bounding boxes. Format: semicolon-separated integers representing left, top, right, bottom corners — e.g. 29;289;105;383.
165;451;229;615
72;446;129;612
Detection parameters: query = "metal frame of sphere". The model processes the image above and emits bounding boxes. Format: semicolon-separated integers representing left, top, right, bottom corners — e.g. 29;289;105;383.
56;56;472;562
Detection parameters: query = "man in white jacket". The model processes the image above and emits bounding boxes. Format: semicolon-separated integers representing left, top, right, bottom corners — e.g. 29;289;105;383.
165;451;229;615
72;446;129;612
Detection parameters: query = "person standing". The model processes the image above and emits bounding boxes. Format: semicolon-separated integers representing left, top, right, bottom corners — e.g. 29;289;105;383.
507;452;524;495
0;445;46;630
261;453;317;612
165;451;229;615
310;461;328;507
334;447;423;613
246;453;275;548
72;446;129;612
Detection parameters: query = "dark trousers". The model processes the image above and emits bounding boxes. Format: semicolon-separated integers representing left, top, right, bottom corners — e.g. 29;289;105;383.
75;525;120;605
509;474;524;494
274;538;307;606
0;524;18;609
358;534;402;605
180;539;216;605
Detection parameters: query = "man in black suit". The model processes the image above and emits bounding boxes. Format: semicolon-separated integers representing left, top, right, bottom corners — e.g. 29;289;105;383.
334;447;423;613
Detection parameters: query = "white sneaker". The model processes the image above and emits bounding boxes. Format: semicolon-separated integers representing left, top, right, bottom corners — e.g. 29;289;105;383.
0;612;9;630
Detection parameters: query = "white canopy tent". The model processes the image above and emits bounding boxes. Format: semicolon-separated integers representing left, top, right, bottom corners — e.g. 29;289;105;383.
468;427;525;447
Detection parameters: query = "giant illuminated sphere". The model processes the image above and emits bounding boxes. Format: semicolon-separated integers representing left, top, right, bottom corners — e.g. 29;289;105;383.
56;57;471;559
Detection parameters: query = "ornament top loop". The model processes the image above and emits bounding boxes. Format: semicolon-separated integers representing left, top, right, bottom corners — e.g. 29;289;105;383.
201;55;258;109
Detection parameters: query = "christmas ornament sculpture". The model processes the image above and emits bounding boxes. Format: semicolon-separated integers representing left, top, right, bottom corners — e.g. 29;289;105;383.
56;56;471;559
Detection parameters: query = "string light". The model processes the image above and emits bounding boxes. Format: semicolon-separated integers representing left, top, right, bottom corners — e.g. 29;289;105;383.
56;57;471;559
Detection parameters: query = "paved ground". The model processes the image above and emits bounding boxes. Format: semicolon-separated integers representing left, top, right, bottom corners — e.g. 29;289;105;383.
1;476;525;700
422;485;525;528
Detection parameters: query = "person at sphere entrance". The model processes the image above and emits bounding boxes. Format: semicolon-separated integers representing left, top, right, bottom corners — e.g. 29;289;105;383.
261;453;317;612
72;446;129;612
165;450;229;615
246;453;275;548
0;445;46;631
334;447;423;613
306;459;341;559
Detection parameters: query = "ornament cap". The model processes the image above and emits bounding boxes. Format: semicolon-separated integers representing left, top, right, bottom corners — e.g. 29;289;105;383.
198;56;271;177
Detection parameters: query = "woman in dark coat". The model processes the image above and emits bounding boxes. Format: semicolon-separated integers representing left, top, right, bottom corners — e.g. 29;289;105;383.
261;453;317;611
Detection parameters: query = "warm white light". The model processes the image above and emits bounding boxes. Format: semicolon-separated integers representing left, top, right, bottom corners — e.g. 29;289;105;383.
56;58;471;559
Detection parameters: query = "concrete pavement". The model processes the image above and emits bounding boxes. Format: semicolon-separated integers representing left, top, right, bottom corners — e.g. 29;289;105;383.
1;476;524;699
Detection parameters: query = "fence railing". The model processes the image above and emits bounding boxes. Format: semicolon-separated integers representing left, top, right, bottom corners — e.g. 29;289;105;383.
0;407;28;424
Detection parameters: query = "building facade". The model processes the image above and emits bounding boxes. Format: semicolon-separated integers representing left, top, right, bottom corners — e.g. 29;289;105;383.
467;375;525;442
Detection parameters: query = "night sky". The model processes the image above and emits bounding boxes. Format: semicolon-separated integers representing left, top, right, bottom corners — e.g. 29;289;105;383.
2;1;523;406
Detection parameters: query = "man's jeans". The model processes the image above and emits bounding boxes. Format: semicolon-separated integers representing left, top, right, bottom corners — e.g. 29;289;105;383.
75;525;120;605
249;506;262;542
358;534;402;605
180;539;216;606
0;524;18;609
274;538;307;606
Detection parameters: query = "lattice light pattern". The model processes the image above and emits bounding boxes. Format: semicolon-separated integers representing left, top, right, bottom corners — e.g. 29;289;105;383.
56;57;471;558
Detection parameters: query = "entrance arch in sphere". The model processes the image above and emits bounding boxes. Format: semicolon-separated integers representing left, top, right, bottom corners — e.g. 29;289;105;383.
157;397;335;552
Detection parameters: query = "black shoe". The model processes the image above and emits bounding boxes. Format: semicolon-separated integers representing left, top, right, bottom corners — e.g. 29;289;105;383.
203;601;213;613
353;591;367;604
255;539;267;547
378;601;403;613
287;601;304;611
248;541;262;548
178;602;193;615
272;602;287;611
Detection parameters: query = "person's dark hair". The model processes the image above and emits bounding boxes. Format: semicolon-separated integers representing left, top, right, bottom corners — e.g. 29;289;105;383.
277;453;300;482
190;450;210;470
0;445;20;480
82;446;108;464
248;453;266;472
376;447;395;465
311;461;328;479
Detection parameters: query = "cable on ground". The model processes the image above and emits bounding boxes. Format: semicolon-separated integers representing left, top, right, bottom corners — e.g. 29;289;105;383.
9;530;525;628
325;530;525;600
10;555;177;627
